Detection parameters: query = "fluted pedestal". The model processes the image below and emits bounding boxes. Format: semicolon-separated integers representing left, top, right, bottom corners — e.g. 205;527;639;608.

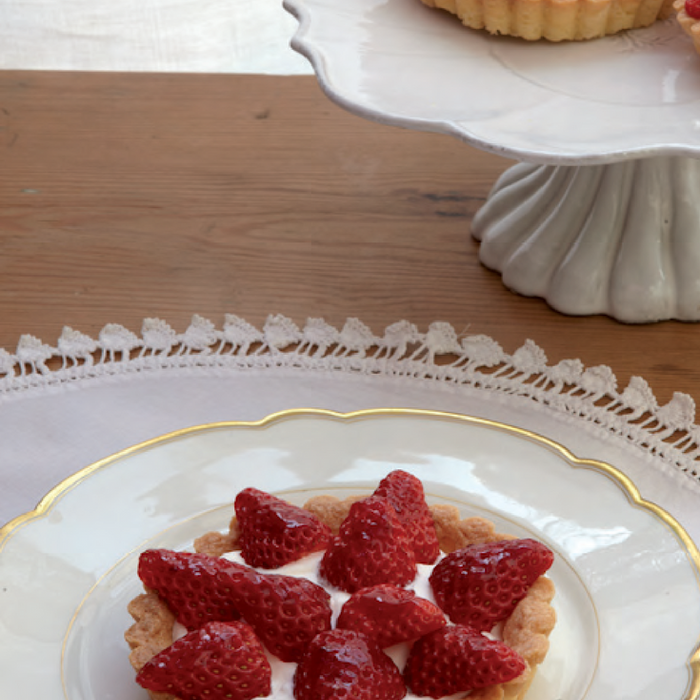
472;156;700;323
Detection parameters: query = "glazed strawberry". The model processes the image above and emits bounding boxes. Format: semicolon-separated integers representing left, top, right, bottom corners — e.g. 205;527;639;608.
686;0;700;18
336;584;446;648
373;469;440;564
403;624;526;697
137;549;247;630
230;567;332;662
138;548;332;661
293;629;406;700
136;620;271;700
429;538;554;631
319;495;417;593
235;487;332;568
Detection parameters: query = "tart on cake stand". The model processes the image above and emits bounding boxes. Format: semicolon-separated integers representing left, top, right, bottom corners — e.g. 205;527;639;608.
282;0;700;323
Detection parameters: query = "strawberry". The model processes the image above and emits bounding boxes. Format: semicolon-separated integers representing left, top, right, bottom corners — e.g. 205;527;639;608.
229;567;332;663
403;624;526;697
293;629;407;700
373;470;440;564
137;549;247;630
336;584;446;648
319;495;417;593
136;620;272;700
429;538;554;631
138;548;332;661
686;0;700;18
234;487;332;568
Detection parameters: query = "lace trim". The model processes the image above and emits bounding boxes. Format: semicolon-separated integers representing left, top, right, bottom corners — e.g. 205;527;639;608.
2;313;698;479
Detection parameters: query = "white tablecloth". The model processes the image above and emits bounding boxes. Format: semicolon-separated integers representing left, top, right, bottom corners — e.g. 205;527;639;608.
0;0;311;73
3;314;700;549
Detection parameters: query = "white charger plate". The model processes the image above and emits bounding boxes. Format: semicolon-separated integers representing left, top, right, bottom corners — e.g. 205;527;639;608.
1;408;699;700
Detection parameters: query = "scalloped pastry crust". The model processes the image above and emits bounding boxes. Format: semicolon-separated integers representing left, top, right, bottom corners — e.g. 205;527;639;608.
420;0;674;41
125;495;557;700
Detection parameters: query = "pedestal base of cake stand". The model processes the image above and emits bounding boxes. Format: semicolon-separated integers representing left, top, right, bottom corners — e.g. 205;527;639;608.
471;155;700;323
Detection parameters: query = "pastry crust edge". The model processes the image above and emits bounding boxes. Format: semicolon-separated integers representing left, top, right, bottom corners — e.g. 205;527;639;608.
420;0;674;42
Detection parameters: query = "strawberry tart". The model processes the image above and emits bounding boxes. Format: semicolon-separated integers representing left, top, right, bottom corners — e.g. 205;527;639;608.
675;0;700;54
125;470;557;700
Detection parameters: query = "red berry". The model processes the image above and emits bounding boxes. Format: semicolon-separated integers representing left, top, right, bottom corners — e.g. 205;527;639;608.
336;584;446;648
136;621;271;700
138;548;332;661
373;470;440;564
319;495;417;593
403;624;526;697
686;0;700;18
429;538;554;631
293;629;406;700
137;549;247;630
229;567;332;663
235;487;332;568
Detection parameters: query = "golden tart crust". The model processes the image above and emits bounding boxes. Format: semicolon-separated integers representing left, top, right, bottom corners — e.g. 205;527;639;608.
674;0;700;53
125;495;557;700
420;0;674;41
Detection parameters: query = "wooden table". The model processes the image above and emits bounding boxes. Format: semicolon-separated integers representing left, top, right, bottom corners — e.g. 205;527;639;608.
0;70;697;406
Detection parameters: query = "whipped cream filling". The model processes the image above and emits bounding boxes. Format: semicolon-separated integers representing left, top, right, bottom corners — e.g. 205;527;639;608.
170;550;467;700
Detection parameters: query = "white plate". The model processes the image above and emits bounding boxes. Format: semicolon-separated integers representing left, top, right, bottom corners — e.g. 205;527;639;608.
283;0;700;164
1;408;699;700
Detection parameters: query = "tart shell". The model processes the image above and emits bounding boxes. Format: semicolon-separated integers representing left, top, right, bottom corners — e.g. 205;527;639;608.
420;0;674;41
125;495;557;700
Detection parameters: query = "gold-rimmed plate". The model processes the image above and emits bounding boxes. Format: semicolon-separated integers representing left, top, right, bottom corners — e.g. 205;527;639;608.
1;408;699;700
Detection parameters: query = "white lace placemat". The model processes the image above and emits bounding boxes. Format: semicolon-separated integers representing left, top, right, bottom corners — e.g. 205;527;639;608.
3;313;700;546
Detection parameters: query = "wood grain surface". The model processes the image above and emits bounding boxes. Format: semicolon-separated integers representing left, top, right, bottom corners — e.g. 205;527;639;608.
0;71;698;405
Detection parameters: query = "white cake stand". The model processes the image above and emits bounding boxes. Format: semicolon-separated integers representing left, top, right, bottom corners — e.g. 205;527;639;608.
283;0;700;322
